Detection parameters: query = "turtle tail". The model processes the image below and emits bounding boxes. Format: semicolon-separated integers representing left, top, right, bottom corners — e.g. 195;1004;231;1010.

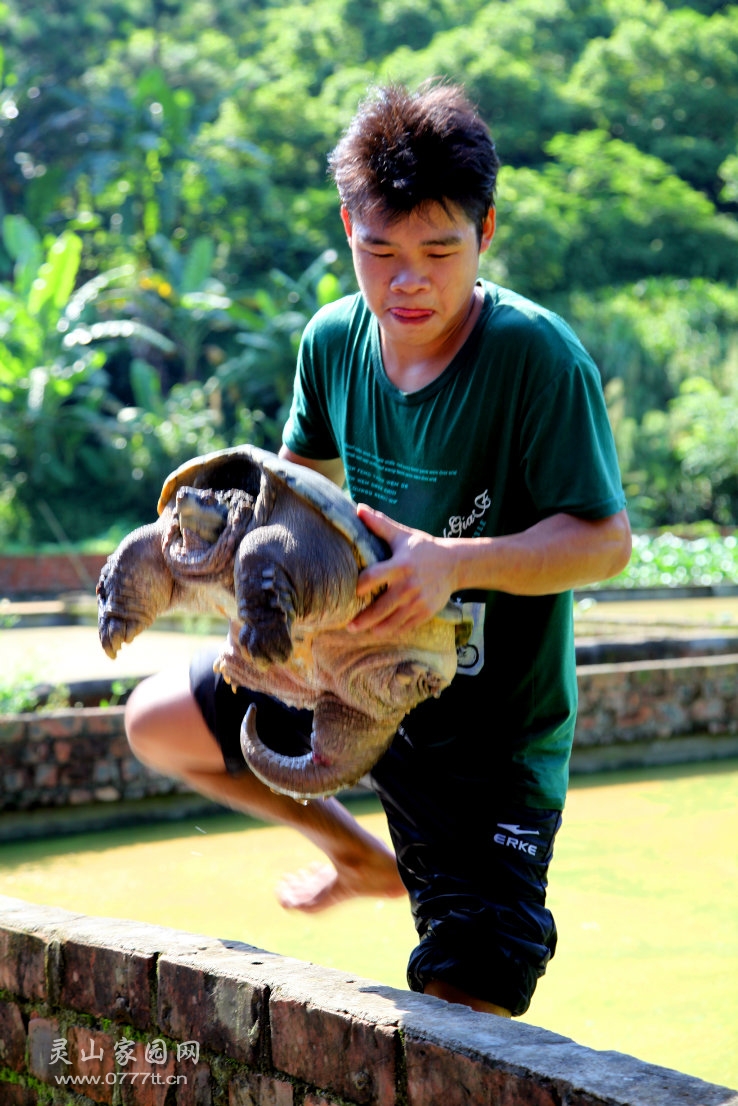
239;702;385;801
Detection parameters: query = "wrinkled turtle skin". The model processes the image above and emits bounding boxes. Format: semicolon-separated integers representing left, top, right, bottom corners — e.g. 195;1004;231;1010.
97;445;469;800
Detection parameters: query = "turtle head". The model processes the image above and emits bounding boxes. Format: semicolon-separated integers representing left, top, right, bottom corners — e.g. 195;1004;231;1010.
175;486;229;544
164;486;254;577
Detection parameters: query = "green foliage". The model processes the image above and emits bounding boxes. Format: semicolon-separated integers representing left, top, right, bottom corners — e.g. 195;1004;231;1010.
212;249;344;442
0;212;239;542
668;364;738;523
1;0;737;538
0;669;71;715
562;279;738;418
0;215;129;543
98;678;137;708
486;133;738;297
556;279;738;528
378;9;569;163
592;528;738;590
566;6;738;199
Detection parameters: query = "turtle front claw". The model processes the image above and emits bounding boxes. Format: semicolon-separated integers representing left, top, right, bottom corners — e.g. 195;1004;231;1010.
237;562;296;665
95;521;174;661
97;568;145;658
97;615;127;659
238;616;293;666
96;565;124;658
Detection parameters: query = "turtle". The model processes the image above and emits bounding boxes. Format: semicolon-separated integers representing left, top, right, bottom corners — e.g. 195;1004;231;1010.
97;445;469;800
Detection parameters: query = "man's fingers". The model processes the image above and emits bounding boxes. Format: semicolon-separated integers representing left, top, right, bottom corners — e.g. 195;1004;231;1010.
356;503;411;541
355;561;391;597
348;592;397;633
349;584;430;635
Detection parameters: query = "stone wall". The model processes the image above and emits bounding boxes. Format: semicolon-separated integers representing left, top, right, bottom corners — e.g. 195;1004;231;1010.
0;708;189;815
2;654;738;818
572;653;738;770
0;895;735;1106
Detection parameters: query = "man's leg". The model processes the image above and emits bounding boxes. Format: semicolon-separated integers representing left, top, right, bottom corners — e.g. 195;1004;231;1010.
423;980;511;1017
124;667;405;910
370;722;561;1018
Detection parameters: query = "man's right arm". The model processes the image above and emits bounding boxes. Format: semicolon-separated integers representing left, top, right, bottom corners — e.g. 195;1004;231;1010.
278;445;345;488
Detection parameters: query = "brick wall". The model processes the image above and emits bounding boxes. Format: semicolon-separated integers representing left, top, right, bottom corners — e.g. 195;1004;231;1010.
0;555;108;599
3;654;738;815
0;895;735;1106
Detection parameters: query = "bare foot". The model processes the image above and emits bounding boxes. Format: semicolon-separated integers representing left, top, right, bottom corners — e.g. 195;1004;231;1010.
276;849;406;913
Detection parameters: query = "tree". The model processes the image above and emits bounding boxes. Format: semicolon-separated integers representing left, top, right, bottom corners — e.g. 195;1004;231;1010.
565;5;738;202
560;279;738;420
668;366;738;524
487;131;738;297
0;215;168;542
2;0;738;536
376;0;604;165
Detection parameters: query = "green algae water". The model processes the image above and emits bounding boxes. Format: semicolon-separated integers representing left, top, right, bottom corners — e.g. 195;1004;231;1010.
1;760;736;1091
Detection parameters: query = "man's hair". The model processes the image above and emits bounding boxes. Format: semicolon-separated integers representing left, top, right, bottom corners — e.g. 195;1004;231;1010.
328;81;500;240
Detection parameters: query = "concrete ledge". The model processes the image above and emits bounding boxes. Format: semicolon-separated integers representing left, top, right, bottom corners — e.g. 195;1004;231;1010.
570;734;738;773
0;896;735;1106
0;792;229;843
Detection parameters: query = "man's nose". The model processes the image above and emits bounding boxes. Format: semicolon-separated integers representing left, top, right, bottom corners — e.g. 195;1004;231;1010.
389;265;431;293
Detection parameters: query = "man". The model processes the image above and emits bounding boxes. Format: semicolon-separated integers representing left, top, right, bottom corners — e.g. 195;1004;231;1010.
125;81;631;1018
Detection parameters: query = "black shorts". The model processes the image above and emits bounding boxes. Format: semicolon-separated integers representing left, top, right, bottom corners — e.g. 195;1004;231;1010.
190;646;561;1017
190;647;314;773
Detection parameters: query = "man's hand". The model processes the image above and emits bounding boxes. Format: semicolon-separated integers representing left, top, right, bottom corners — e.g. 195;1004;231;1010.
349;505;459;635
349;505;632;634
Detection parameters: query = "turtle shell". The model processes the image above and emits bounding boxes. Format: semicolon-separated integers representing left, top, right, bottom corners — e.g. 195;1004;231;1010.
244;450;470;636
157;445;389;570
158;445;471;636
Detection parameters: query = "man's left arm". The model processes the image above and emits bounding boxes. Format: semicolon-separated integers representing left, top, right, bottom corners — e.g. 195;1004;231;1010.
349;506;632;635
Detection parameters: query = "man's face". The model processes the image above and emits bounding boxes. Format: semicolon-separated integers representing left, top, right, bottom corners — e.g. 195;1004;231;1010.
340;200;495;359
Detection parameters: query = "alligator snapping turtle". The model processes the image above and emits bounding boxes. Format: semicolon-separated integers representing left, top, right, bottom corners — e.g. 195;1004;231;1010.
97;445;468;800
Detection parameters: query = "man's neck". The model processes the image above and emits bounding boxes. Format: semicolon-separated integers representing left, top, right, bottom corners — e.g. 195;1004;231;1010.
379;285;483;393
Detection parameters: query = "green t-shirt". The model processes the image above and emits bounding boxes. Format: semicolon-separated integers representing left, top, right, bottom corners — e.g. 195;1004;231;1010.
283;280;626;809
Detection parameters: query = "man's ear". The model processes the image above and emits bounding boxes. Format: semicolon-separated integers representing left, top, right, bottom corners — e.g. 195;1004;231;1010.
340;205;353;242
479;207;496;254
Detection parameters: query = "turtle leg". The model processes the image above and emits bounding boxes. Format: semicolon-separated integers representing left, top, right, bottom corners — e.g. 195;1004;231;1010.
235;540;298;666
97;521;175;658
386;659;448;705
234;513;359;667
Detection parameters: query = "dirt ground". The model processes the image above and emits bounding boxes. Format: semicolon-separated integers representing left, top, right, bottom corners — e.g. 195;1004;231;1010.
2;622;225;686
573;592;738;641
3;592;738;688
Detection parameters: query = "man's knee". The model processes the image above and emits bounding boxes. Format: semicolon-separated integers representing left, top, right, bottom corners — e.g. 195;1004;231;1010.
125;668;226;776
124;678;167;765
124;671;186;763
423;979;512;1017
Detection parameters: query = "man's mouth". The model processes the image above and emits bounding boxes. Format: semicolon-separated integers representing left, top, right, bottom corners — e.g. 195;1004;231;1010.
389;307;434;322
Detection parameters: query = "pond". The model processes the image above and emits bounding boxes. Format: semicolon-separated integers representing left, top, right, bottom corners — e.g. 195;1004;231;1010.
1;760;736;1092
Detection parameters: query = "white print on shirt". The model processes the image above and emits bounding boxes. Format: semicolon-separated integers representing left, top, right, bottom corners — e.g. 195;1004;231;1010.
344;443;457;507
455;601;485;676
443;489;491;538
